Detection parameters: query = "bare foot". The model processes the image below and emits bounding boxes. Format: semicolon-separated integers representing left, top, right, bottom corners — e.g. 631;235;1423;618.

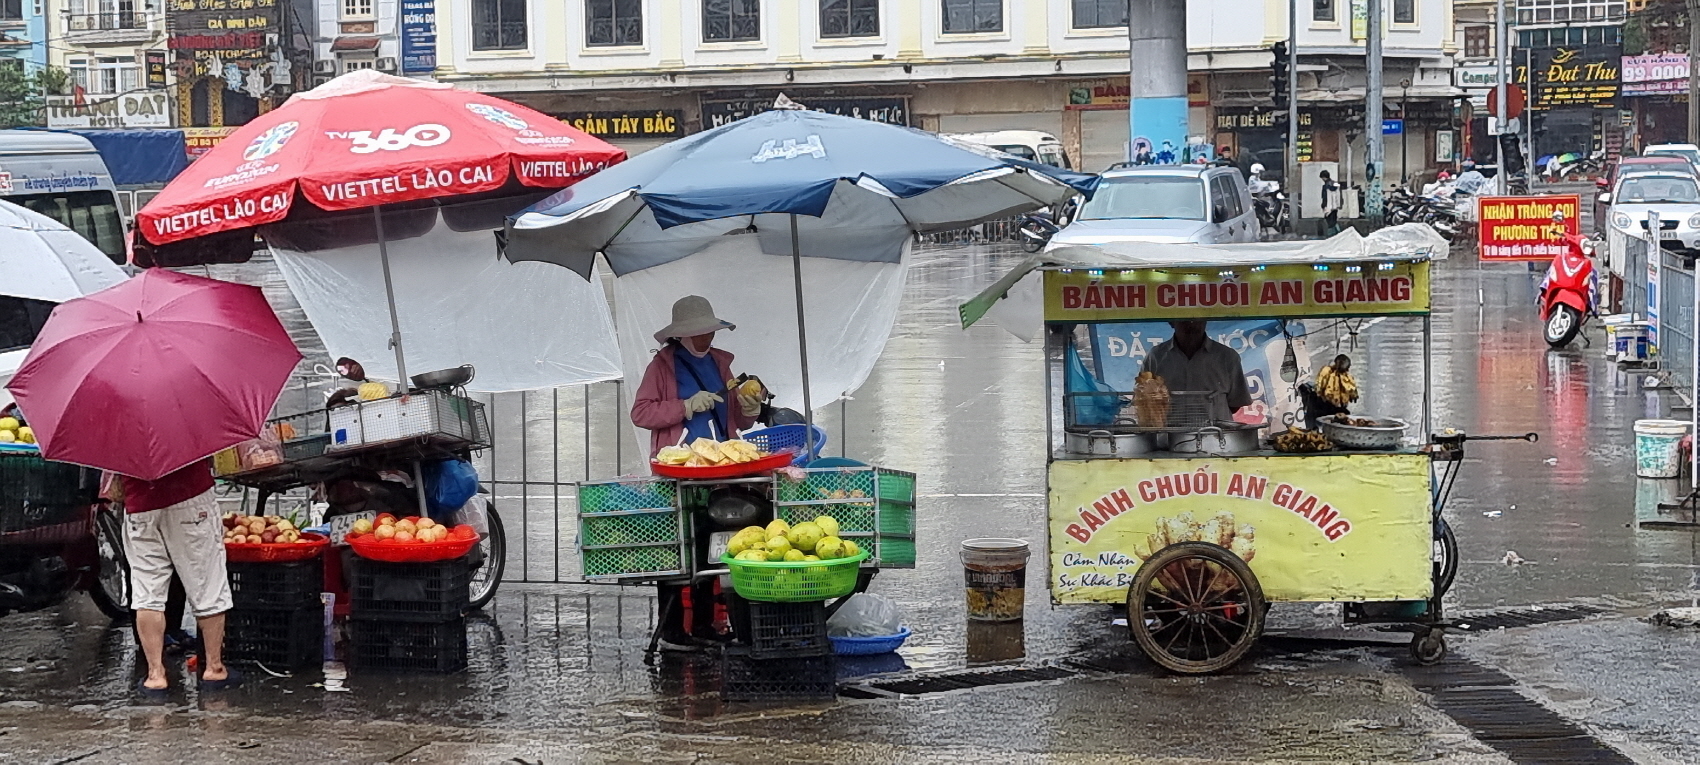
143;675;168;691
201;664;228;682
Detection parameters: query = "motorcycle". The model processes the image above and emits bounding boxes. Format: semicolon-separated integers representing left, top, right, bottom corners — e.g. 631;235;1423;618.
0;431;130;620
1538;217;1599;348
1016;197;1078;253
1251;188;1289;234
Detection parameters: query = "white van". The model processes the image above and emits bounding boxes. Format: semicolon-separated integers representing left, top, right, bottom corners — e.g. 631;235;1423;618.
945;130;1074;171
0;130;125;264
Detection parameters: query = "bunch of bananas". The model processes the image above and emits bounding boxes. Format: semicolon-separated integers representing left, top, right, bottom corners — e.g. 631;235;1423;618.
1314;354;1359;408
1273;427;1334;453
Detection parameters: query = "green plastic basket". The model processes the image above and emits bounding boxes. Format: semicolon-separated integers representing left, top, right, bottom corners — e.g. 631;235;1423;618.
721;550;870;602
584;545;684;579
580;509;680;547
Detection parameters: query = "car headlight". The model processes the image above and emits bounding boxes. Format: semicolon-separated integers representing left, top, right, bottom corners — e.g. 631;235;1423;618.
1613;212;1633;229
1688;213;1700;229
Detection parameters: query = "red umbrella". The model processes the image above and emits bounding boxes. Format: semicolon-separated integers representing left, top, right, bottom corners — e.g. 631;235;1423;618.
5;269;302;480
131;70;625;389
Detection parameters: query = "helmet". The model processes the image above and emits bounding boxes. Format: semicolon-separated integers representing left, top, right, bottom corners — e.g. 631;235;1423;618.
1219;145;1231;153
1249;163;1266;175
1437;171;1452;180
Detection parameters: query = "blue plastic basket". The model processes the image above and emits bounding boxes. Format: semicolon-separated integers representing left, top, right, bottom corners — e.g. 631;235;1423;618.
829;626;911;655
743;425;828;466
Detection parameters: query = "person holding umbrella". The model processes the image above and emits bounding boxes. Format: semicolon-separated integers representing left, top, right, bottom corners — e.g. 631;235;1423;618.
7;269;301;695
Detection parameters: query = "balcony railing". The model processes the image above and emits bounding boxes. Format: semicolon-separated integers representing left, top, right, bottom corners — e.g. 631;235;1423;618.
65;12;146;32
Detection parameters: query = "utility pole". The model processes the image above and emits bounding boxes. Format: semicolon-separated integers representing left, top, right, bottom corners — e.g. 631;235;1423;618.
1288;0;1300;231
1689;0;1699;144
1366;0;1385;226
1128;0;1188;165
1496;0;1509;193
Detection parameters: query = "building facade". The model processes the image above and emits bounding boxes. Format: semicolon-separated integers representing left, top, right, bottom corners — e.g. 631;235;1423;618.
38;0;172;126
312;0;406;85
0;0;48;75
425;0;1457;187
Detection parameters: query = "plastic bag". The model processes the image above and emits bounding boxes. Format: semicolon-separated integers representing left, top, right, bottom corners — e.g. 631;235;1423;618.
444;495;490;537
1065;343;1121;426
827;593;903;638
423;459;479;515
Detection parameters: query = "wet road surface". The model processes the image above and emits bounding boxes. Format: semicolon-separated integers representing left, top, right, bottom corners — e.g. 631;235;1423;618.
4;214;1699;762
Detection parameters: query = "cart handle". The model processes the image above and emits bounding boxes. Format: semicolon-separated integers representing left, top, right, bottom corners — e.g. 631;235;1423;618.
1432;431;1539;443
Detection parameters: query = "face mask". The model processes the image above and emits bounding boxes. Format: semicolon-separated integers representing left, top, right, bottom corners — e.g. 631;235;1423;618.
683;335;713;357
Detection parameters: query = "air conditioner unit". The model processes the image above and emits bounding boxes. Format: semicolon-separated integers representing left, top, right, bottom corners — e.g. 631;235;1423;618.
314;75;332;87
376;57;396;72
312;59;335;75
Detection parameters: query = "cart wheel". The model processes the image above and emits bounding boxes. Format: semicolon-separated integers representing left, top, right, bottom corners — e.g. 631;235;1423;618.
467;500;505;610
88;504;132;622
1126;541;1265;674
1433;518;1458;601
1410;628;1447;665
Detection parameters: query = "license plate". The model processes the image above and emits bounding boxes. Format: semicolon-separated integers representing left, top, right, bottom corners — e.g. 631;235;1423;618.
707;531;736;561
1661;231;1680;240
328;511;376;546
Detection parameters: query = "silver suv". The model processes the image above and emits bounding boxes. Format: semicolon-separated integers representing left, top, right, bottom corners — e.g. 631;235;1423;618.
1049;165;1259;247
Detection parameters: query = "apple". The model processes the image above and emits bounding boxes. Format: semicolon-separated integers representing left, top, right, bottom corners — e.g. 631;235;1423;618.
393;530;414;543
394;519;416;534
417;518;437;530
373;525;396;541
375;513;397;526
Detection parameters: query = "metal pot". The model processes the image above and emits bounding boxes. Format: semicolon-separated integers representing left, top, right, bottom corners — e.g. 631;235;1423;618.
1168;424;1261;455
410;364;476;390
1064;428;1158;457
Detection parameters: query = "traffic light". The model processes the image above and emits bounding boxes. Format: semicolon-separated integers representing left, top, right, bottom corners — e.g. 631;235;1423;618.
1270;41;1290;110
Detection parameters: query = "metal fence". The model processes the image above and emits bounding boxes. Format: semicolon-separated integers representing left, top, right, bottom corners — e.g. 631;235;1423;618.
1614;229;1649;320
1661;250;1696;397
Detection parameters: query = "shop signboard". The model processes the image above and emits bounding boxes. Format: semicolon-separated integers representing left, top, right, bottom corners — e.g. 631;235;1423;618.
1476;194;1580;262
1067;79;1130;110
44;92;173;129
1530;45;1621;109
166;0;279;83
145;49;169;89
1382;119;1403;135
399;0;436;75
1621;52;1688;96
1048;454;1433;604
183;126;238;160
1042;261;1432;322
1454;65;1500;90
701;95;908;127
561;110;685;138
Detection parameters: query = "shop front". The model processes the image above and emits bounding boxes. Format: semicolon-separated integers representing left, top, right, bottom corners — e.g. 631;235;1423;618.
1527;44;1623;161
1622;52;1689;152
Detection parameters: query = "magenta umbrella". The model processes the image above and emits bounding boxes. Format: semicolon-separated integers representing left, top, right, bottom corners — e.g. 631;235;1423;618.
5;269;301;480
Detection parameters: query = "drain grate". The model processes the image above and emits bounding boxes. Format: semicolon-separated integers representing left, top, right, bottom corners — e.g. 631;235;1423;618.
1403;657;1633;765
851;665;1079;697
1451;605;1603;633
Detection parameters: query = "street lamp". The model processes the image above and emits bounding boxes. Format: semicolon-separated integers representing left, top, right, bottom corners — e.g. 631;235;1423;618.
1400;77;1411;184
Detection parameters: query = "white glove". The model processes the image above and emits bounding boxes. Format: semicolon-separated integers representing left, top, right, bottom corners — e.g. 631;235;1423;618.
683;391;723;418
737;390;762;418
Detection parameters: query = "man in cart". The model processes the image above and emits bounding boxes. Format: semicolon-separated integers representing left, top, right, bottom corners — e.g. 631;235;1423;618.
1140;320;1253;422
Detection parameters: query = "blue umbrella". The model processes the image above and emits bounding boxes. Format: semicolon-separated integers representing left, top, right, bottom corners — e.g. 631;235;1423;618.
503;106;1096;443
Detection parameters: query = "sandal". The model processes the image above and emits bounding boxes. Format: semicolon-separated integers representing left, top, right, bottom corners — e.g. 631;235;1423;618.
198;667;243;691
135;679;169;699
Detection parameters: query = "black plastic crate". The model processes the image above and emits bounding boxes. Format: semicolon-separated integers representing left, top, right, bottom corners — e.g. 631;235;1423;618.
227;560;323;611
732;599;831;659
225;605;322;670
350;617;468;674
350;556;470;622
721;645;838;702
0;453;97;534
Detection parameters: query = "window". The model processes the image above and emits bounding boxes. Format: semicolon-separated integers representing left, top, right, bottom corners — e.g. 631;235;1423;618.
1463;26;1490;59
1071;0;1124;28
1514;0;1626;27
1077;176;1206;221
472;0;527;50
1392;0;1413;23
0;0;19;21
343;0;372;19
11;191;126;264
942;0;1000;33
0;296;55;354
820;0;877;38
1312;0;1334;23
703;0;759;42
587;0;642;46
342;56;375;73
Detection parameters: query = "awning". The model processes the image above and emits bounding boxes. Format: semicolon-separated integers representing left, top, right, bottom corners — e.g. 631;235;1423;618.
331;36;380;52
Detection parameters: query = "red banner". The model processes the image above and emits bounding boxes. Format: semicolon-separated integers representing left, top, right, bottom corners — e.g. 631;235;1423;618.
1477;194;1581;262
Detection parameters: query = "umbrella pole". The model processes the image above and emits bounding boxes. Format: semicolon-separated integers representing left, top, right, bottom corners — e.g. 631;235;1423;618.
789;214;816;456
372;205;410;393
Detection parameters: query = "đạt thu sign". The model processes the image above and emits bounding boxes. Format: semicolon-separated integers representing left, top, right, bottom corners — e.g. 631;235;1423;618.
1047;454;1433;604
1476;194;1581;262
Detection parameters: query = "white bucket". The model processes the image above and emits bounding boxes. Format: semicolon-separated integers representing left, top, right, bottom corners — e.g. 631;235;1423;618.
1615;322;1651;362
1634;419;1690;478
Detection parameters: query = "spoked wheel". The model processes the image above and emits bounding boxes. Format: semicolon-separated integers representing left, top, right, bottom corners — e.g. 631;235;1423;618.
1544;305;1582;348
1126;542;1265;674
1410;627;1447;665
88;504;132;621
467;500;506;610
1432;517;1459;601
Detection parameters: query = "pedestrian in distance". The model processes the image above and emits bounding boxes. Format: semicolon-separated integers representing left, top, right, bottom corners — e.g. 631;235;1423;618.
1319;170;1344;236
1546;154;1563;184
122;459;240;696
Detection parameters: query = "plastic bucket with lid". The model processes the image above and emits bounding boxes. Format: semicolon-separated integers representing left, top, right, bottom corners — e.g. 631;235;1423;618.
961;538;1030;622
1614;323;1651;362
1634;419;1690;478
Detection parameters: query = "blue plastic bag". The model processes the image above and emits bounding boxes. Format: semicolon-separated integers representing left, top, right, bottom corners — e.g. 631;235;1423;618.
424;459;480;515
1065;343;1122;426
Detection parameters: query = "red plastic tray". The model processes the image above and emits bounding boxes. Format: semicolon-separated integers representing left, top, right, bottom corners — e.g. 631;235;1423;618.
346;532;478;563
226;532;330;563
650;451;795;479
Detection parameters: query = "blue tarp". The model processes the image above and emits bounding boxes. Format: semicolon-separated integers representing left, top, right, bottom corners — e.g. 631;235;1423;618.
68;129;188;186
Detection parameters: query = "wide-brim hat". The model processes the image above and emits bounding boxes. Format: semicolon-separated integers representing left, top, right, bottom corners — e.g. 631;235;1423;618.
655;295;735;344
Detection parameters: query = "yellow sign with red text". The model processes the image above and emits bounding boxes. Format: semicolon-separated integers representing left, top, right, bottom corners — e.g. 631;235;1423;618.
1048;454;1432;604
1042;261;1431;322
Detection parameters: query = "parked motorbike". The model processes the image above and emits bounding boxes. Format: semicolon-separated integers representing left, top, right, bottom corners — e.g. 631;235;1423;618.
1538;212;1599;348
1252;189;1289;233
0;434;130;620
1017;211;1061;253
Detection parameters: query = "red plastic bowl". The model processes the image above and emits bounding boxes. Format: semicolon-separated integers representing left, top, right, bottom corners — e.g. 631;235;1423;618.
650;451;795;479
347;532;478;562
225;532;329;563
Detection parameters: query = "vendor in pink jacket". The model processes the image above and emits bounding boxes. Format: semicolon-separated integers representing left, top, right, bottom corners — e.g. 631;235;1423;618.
632;296;762;459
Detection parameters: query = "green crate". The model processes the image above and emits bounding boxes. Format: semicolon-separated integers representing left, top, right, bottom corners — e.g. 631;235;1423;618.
577;478;677;514
776;504;875;534
878;471;916;503
876;502;914;537
774;466;916;570
582;544;685;579
581;510;681;547
875;537;917;568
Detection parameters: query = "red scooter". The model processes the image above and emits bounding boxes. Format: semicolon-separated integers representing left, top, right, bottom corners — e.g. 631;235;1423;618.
1538;211;1598;349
